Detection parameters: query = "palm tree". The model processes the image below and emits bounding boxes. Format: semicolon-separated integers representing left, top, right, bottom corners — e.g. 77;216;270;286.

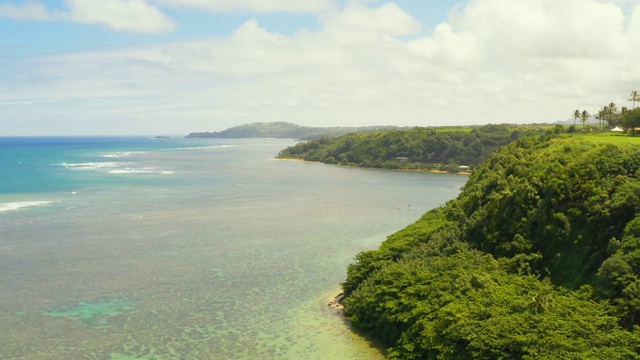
596;107;606;130
581;110;590;129
629;90;640;109
573;109;580;127
607;102;619;129
528;289;554;314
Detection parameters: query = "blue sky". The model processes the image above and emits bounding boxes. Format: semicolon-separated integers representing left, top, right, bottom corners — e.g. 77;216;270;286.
1;1;458;56
1;0;639;135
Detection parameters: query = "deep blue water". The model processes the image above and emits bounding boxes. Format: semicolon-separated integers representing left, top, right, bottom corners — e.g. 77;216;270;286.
0;137;467;359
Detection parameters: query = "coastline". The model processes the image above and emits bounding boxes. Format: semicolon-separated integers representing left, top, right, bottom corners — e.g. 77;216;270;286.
271;157;308;162
320;288;388;358
325;289;345;312
273;157;471;176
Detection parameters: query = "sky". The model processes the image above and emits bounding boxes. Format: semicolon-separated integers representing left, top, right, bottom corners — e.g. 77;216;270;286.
1;0;639;135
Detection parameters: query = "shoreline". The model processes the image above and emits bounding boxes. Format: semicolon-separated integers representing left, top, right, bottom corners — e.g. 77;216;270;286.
325;289;345;312
321;288;389;357
274;157;471;176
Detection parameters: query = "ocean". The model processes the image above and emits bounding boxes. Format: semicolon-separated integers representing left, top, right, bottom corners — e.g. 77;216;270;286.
0;137;467;359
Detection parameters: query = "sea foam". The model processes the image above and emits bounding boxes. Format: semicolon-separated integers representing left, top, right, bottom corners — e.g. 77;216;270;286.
166;145;237;151
108;168;174;175
0;201;57;212
102;151;145;159
62;162;121;170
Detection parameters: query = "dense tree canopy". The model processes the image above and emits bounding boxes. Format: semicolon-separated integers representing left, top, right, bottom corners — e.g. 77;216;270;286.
278;125;544;171
341;134;640;358
622;108;640;133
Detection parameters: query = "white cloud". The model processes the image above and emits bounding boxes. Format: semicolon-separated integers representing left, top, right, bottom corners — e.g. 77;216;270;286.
450;0;627;59
66;0;176;33
0;0;176;33
321;3;421;40
629;5;640;47
445;0;638;101
1;1;639;135
0;1;65;20
153;0;336;13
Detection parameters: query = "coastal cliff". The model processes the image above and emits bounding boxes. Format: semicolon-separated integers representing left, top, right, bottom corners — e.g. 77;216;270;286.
341;133;640;358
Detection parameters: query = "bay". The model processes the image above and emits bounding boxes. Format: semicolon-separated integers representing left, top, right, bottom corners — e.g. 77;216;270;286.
0;137;466;359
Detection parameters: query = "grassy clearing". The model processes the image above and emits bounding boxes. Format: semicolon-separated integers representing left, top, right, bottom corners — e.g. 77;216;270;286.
429;126;475;133
568;132;640;146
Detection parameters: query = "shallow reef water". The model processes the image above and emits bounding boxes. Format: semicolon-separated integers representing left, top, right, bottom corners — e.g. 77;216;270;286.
0;138;466;359
44;298;136;327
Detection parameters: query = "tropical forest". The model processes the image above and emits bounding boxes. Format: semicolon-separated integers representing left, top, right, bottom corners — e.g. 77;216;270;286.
277;124;548;172
341;131;640;358
278;91;640;358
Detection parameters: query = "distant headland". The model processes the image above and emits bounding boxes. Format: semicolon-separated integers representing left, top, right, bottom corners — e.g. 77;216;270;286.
185;122;406;141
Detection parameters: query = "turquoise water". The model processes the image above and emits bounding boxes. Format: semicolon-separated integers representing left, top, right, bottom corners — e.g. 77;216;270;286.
0;137;467;359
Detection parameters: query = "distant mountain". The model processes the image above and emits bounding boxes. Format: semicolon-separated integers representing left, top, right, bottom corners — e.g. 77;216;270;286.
555;116;599;125
185;122;406;140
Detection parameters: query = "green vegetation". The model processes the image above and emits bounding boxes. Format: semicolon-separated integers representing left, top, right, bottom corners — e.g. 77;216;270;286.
341;133;640;358
623;108;640;133
185;122;405;140
277;124;546;172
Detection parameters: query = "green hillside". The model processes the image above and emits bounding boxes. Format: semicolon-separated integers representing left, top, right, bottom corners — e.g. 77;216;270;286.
341;133;640;359
277;124;547;172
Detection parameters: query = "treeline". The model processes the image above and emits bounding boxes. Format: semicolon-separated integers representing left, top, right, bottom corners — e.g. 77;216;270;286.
277;124;546;171
341;133;640;358
572;90;640;131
